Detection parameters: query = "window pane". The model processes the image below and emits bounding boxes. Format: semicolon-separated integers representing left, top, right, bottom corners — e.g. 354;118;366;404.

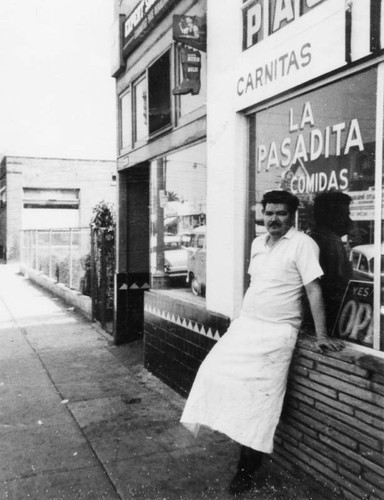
121;91;132;149
253;67;379;349
150;142;207;296
134;77;147;142
148;51;171;134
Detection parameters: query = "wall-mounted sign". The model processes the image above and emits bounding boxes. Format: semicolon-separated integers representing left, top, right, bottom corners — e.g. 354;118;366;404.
243;0;326;51
123;0;178;57
173;15;207;52
235;1;346;110
349;190;383;221
173;46;201;95
111;14;126;78
332;280;373;347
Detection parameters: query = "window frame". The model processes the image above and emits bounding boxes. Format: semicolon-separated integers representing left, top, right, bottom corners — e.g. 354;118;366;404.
247;60;384;355
133;73;148;146
147;49;172;137
119;87;133;152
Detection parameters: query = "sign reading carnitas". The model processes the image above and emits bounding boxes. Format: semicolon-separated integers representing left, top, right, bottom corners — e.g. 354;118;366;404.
235;0;346;110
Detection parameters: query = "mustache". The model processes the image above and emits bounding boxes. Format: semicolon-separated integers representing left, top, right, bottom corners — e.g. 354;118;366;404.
268;221;282;227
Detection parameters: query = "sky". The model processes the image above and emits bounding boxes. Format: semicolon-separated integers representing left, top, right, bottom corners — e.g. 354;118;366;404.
0;0;116;160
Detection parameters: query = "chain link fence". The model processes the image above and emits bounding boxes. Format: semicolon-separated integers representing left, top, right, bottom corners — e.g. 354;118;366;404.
21;228;91;292
20;227;114;334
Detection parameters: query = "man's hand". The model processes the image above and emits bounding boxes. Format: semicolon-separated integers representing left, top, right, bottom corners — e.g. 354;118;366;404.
316;336;344;354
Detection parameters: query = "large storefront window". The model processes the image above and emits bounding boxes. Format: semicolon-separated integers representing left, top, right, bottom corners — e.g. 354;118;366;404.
150;142;206;296
252;67;383;351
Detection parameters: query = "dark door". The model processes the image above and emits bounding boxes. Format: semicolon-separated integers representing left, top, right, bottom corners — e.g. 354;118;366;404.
115;163;150;344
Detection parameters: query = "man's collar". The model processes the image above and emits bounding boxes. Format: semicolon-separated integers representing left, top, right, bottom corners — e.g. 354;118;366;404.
264;226;296;245
284;227;296;239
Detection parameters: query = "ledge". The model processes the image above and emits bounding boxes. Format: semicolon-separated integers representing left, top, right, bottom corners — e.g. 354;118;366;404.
19;265;92;320
297;335;384;373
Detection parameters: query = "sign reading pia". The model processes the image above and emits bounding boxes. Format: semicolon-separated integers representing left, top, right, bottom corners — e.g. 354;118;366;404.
243;0;327;50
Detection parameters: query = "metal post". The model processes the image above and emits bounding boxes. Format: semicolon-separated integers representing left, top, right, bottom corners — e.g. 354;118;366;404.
49;230;53;279
90;225;96;321
100;228;107;328
35;230;39;270
69;228;73;289
20;230;24;264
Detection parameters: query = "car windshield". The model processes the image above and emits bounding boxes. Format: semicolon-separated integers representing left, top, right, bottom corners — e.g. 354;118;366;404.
164;241;182;251
370;255;384;274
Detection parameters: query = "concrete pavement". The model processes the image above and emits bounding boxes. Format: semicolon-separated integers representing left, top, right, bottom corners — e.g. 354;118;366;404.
0;264;339;499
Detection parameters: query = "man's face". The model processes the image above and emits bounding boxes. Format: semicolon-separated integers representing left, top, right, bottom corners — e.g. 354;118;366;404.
263;203;293;239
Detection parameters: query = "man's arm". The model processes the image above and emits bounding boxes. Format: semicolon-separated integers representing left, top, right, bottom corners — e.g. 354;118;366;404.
305;279;344;353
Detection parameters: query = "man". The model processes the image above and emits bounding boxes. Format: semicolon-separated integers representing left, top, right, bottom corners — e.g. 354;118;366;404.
180;190;343;495
309;191;353;334
179;16;200;40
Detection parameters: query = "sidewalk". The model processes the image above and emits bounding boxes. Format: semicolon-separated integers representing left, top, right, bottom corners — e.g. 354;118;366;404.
0;264;338;500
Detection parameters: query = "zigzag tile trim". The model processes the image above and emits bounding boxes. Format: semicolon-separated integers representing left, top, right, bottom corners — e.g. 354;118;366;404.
144;304;221;341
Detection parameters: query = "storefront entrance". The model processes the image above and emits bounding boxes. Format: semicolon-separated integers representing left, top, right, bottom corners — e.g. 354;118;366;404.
115;163;150;344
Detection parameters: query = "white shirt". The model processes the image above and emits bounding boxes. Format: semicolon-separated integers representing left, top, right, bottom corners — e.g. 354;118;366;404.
241;227;323;329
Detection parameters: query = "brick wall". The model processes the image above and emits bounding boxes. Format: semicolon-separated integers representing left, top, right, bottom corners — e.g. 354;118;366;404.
144;290;230;396
144;292;384;497
275;337;384;500
3;156;116;261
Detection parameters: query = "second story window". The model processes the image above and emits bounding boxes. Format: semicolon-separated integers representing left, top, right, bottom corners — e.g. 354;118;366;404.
148;50;171;135
121;90;132;150
134;75;148;143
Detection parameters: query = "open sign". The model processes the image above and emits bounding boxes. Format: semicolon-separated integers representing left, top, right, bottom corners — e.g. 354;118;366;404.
332;281;373;347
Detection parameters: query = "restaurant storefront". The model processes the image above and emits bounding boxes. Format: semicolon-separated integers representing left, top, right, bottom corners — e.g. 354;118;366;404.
205;0;384;497
113;0;384;496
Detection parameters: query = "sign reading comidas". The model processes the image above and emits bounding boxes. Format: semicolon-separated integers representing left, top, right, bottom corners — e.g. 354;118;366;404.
257;101;364;195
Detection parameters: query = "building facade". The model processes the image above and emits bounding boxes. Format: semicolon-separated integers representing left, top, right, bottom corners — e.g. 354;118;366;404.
0;156;116;261
113;1;384;496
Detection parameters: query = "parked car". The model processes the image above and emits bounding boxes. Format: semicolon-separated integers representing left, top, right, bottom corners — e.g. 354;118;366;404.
350;244;384;282
186;226;206;296
163;235;188;278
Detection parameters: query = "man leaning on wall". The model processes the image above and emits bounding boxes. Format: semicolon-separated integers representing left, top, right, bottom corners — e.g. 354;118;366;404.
180;190;344;495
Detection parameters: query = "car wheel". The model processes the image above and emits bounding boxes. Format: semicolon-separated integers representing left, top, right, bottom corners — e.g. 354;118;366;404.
191;276;200;296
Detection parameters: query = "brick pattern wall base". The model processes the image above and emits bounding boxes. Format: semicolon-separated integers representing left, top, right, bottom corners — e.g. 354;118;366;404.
144;292;384;498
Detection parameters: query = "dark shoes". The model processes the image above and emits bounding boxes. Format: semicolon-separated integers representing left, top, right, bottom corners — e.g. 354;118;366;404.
228;468;255;496
228;445;264;495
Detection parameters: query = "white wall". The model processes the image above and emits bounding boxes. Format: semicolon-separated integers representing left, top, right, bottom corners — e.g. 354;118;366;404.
206;1;248;318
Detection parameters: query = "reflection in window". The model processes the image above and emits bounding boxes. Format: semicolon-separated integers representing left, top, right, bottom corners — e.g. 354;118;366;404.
134;76;147;142
121;90;132;150
253;67;382;350
150;142;207;296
